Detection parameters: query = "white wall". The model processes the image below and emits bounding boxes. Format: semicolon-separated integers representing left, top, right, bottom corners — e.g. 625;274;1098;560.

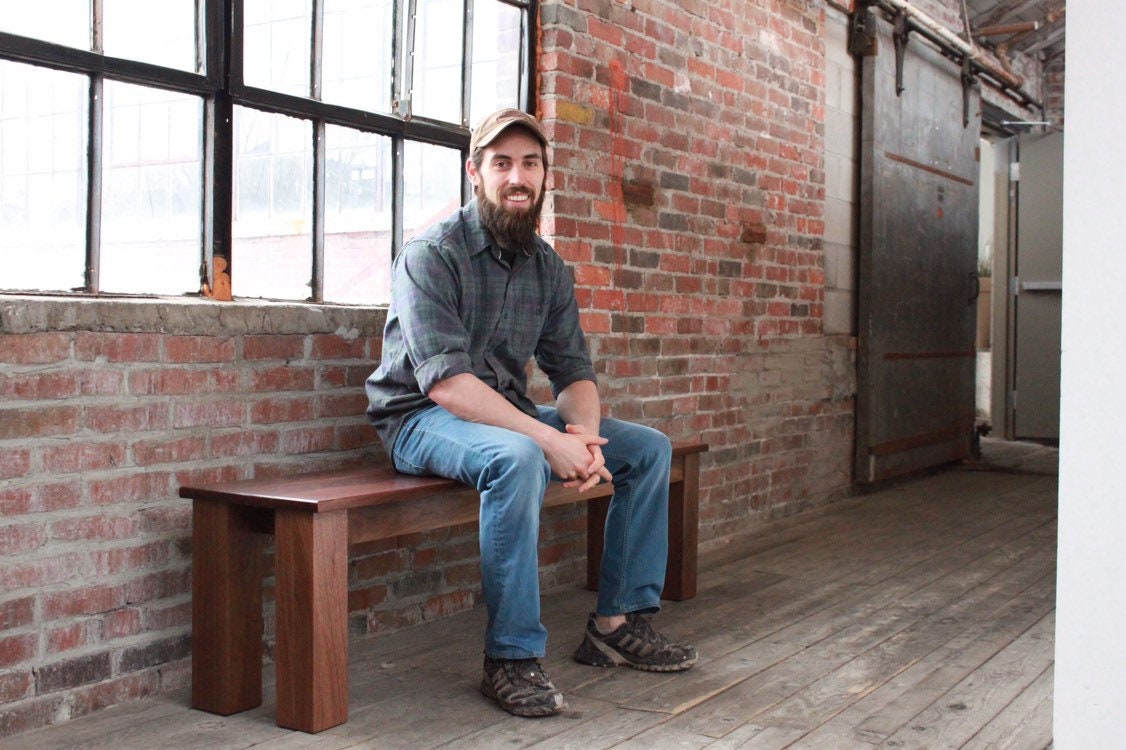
1053;2;1126;746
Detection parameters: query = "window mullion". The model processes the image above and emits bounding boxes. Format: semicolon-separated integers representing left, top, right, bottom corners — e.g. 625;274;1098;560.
85;74;104;293
462;0;473;128
311;0;325;302
392;136;404;260
395;0;418;119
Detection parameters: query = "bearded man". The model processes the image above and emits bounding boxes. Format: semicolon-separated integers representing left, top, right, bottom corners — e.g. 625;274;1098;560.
366;108;696;718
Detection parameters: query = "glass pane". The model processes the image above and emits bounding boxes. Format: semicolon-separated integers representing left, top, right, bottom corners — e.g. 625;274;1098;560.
0;1;90;50
100;82;202;295
402;141;461;242
323;126;392;304
0;62;87;293
411;0;463;123
243;0;312;97
232;107;313;300
103;0;199;73
470;0;522;125
322;0;393;113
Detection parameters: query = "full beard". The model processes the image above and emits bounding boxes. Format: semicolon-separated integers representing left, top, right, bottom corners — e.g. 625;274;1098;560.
477;184;545;251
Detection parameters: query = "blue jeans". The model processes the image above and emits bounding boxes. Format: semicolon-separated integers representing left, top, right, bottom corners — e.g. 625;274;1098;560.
392;404;673;659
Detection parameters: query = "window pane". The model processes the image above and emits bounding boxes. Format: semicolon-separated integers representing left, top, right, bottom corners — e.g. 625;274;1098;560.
411;0;463;123
243;0;312;97
470;0;522;125
103;0;199;73
100;82;202;295
232;107;313;300
323;126;392;305
0;62;87;293
0;1;90;51
322;0;393;113
402;141;461;242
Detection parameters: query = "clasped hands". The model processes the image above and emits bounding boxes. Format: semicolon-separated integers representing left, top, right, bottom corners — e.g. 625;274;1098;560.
546;423;614;493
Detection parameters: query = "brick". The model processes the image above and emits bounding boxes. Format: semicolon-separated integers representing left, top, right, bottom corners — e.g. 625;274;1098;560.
88;472;171;506
125;568;191;603
281;426;335;454
251;397;315;424
0;482;82;515
68;671;161;719
37;651;113;693
40;441;128;474
0;333;71;364
118;630;189;671
315;391;367;419
0;670;33;703
210;429;280;457
102;607;144;639
129;367;239;396
0;693;64;736
0;405;80;440
46;621;93;653
0;633;37;668
243;334;305;360
0;448;31;480
0;523;47;555
75;332;160;363
49;514;139;543
310;333;365;359
0;597;35;630
0;371;81;400
171;400;245;429
132;435;208;466
90;541;178;576
42;584;126;619
85;403;170;433
250;365;316;392
163;336;235;364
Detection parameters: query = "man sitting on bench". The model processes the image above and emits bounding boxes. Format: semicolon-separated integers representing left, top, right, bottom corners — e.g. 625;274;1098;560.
365;108;697;718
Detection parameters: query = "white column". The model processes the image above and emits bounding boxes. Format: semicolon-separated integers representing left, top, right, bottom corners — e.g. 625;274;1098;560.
1054;2;1126;747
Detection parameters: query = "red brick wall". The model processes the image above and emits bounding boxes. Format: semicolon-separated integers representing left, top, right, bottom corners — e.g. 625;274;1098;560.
0;300;385;735
536;0;854;538
0;0;857;737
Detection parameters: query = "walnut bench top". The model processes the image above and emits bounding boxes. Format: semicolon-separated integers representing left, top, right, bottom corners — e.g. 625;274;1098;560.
179;441;709;514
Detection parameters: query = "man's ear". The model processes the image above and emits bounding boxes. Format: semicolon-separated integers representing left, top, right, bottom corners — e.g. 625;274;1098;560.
465;157;479;184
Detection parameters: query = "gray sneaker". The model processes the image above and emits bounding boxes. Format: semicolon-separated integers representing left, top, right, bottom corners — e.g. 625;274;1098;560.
481;656;566;717
573;612;698;672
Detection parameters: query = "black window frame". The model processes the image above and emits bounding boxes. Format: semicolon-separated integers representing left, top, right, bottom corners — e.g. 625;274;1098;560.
0;0;537;302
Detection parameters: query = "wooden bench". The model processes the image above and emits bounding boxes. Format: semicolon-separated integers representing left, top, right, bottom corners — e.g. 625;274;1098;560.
181;441;707;733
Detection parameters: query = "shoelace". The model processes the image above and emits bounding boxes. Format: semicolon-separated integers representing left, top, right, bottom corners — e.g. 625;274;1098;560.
508;658;547;684
627;615;676;652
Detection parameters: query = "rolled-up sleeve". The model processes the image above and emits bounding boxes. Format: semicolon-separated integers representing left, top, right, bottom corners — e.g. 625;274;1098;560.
393;241;474;395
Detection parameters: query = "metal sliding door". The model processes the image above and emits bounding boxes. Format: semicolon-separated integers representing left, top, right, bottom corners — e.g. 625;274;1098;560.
856;17;982;482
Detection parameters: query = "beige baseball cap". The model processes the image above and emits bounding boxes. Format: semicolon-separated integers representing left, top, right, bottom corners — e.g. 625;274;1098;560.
469;108;547;153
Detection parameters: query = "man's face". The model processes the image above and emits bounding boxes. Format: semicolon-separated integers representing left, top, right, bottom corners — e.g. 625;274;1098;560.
467;126;546;233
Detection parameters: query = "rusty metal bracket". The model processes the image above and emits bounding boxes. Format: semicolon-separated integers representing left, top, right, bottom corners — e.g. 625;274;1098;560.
960;56;979;128
848;3;879;57
893;10;910;95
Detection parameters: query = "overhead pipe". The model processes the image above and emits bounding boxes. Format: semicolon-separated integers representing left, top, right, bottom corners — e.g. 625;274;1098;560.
995;4;1065;83
869;0;1042;108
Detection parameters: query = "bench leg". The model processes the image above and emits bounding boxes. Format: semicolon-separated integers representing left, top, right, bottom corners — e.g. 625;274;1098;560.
274;509;349;733
585;497;610;592
192;498;265;715
663;451;699;600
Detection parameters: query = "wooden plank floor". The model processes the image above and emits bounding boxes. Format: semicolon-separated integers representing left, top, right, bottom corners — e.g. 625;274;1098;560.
6;439;1057;750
